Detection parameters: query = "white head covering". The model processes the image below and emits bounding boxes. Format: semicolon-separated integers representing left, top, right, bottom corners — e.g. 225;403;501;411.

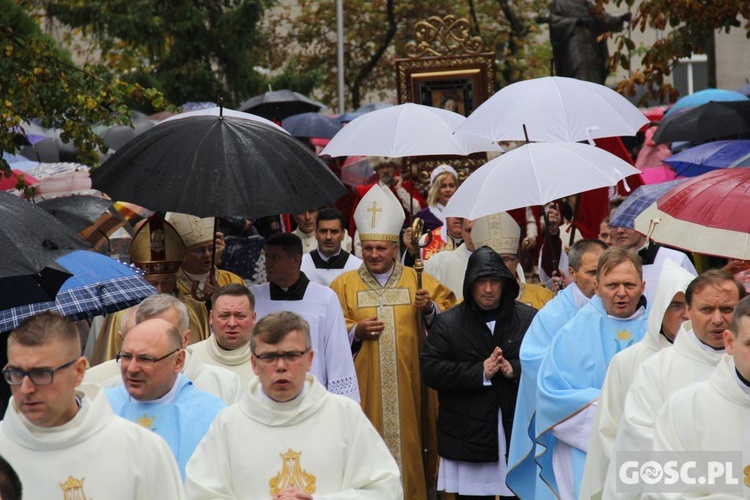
165;212;215;247
429;164;458;186
355;185;404;242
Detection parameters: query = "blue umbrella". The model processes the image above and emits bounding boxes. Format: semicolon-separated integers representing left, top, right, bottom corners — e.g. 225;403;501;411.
663;140;750;177
665;88;749;117
281;112;342;139
0;250;156;332
610;179;688;230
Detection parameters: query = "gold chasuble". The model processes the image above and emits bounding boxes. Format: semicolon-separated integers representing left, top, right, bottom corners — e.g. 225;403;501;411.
330;263;455;499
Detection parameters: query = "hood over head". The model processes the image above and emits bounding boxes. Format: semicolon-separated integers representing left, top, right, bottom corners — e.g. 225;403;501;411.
463;246;519;314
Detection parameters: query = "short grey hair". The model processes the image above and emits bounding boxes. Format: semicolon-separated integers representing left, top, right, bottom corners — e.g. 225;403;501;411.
135;294;189;331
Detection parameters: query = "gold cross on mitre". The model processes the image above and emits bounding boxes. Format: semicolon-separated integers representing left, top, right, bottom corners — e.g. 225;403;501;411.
367;201;383;228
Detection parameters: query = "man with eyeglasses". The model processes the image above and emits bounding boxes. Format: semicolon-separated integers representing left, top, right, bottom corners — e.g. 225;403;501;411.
85;294;241;405
186;311;401;499
600;269;745;498
0;311;185;499
107;318;225;478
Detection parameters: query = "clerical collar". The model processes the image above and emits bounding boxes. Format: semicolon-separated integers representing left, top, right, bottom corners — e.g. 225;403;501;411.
181;268;208;289
128;374;186;404
371;267;394;287
570;282;591;310
733;368;750;395
269;272;310;301
311;249;350;269
690;329;726;352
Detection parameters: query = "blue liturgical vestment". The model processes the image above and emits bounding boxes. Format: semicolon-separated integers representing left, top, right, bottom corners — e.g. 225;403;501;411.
535;295;647;498
507;284;580;499
107;375;226;478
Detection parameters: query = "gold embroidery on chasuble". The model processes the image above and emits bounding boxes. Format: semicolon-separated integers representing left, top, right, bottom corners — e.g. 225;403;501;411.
60;475;88;500
356;264;411;468
135;413;156;429
268;449;317;496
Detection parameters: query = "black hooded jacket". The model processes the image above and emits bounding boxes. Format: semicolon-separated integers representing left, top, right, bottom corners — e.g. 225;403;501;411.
420;246;537;463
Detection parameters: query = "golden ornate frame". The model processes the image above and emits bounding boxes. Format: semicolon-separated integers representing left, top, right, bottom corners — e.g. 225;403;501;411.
395;16;496;192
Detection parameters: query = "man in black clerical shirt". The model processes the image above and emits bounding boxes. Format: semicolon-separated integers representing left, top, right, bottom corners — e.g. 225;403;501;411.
300;208;363;287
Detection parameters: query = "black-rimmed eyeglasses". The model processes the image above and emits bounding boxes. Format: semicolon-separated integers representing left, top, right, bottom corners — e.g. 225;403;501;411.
116;348;181;366
2;359;79;386
252;350;309;365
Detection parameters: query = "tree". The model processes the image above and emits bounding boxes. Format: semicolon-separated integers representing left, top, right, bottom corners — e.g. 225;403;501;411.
594;0;750;103
23;0;271;108
0;1;167;185
262;0;551;110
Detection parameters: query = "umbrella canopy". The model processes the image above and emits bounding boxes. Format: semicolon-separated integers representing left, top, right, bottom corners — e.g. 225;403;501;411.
653;100;750;144
95;115;156;151
443;142;641;220
281;112;342;139
320;103;503;157
160;106;286;132
610;179;687;229
0;192;91;309
37;195;127;251
662;140;750;177
634;168;750;259
355;101;394;114
664;88;749;117
0;250;156;332
340;156;375;187
238;89;324;120
91;114;346;218
0;169;39;191
454;76;648;143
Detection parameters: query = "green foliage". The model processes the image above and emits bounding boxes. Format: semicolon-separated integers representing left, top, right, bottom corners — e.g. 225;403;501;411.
26;0;271;108
0;2;168;187
595;0;750;104
262;0;551;110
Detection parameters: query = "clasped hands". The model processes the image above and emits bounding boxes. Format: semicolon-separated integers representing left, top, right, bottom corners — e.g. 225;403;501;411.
484;347;513;380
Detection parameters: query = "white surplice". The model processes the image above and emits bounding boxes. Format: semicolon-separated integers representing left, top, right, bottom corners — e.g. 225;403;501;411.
646;356;750;499
602;325;725;498
251;281;360;401
185;375;401;499
581;260;696;499
0;384;184;499
190;334;256;391
424;243;471;299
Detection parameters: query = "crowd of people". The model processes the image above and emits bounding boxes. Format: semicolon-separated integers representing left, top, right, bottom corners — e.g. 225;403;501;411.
1;152;749;500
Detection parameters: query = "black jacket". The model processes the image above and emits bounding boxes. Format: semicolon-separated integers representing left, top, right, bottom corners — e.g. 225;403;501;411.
420;246;536;463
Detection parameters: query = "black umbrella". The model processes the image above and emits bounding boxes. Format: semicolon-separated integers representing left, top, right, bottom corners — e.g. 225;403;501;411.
238;89;324;120
37;195;127;251
91;113;346;218
653;100;750;144
281;112;342;139
0;192;91;310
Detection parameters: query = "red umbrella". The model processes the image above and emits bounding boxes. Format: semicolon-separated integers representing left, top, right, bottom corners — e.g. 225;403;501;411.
0;170;39;191
633;169;750;259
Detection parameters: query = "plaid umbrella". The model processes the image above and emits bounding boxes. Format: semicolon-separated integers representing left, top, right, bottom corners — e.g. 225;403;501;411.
610;179;687;230
0;250;155;333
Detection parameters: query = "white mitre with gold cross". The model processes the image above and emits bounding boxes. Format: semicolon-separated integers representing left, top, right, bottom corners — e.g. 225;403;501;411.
355;185;404;242
166;212;215;247
472;211;527;282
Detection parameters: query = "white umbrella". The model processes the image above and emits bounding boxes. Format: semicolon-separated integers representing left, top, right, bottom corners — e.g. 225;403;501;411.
443;142;641;220
455;76;648;143
320;103;503;157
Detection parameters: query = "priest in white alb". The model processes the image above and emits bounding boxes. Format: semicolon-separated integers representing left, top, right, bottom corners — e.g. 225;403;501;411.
0;312;184;499
189;284;258;390
251;232;359;401
185;311;401;499
580;259;695;499
602;269;744;498
648;295;750;499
